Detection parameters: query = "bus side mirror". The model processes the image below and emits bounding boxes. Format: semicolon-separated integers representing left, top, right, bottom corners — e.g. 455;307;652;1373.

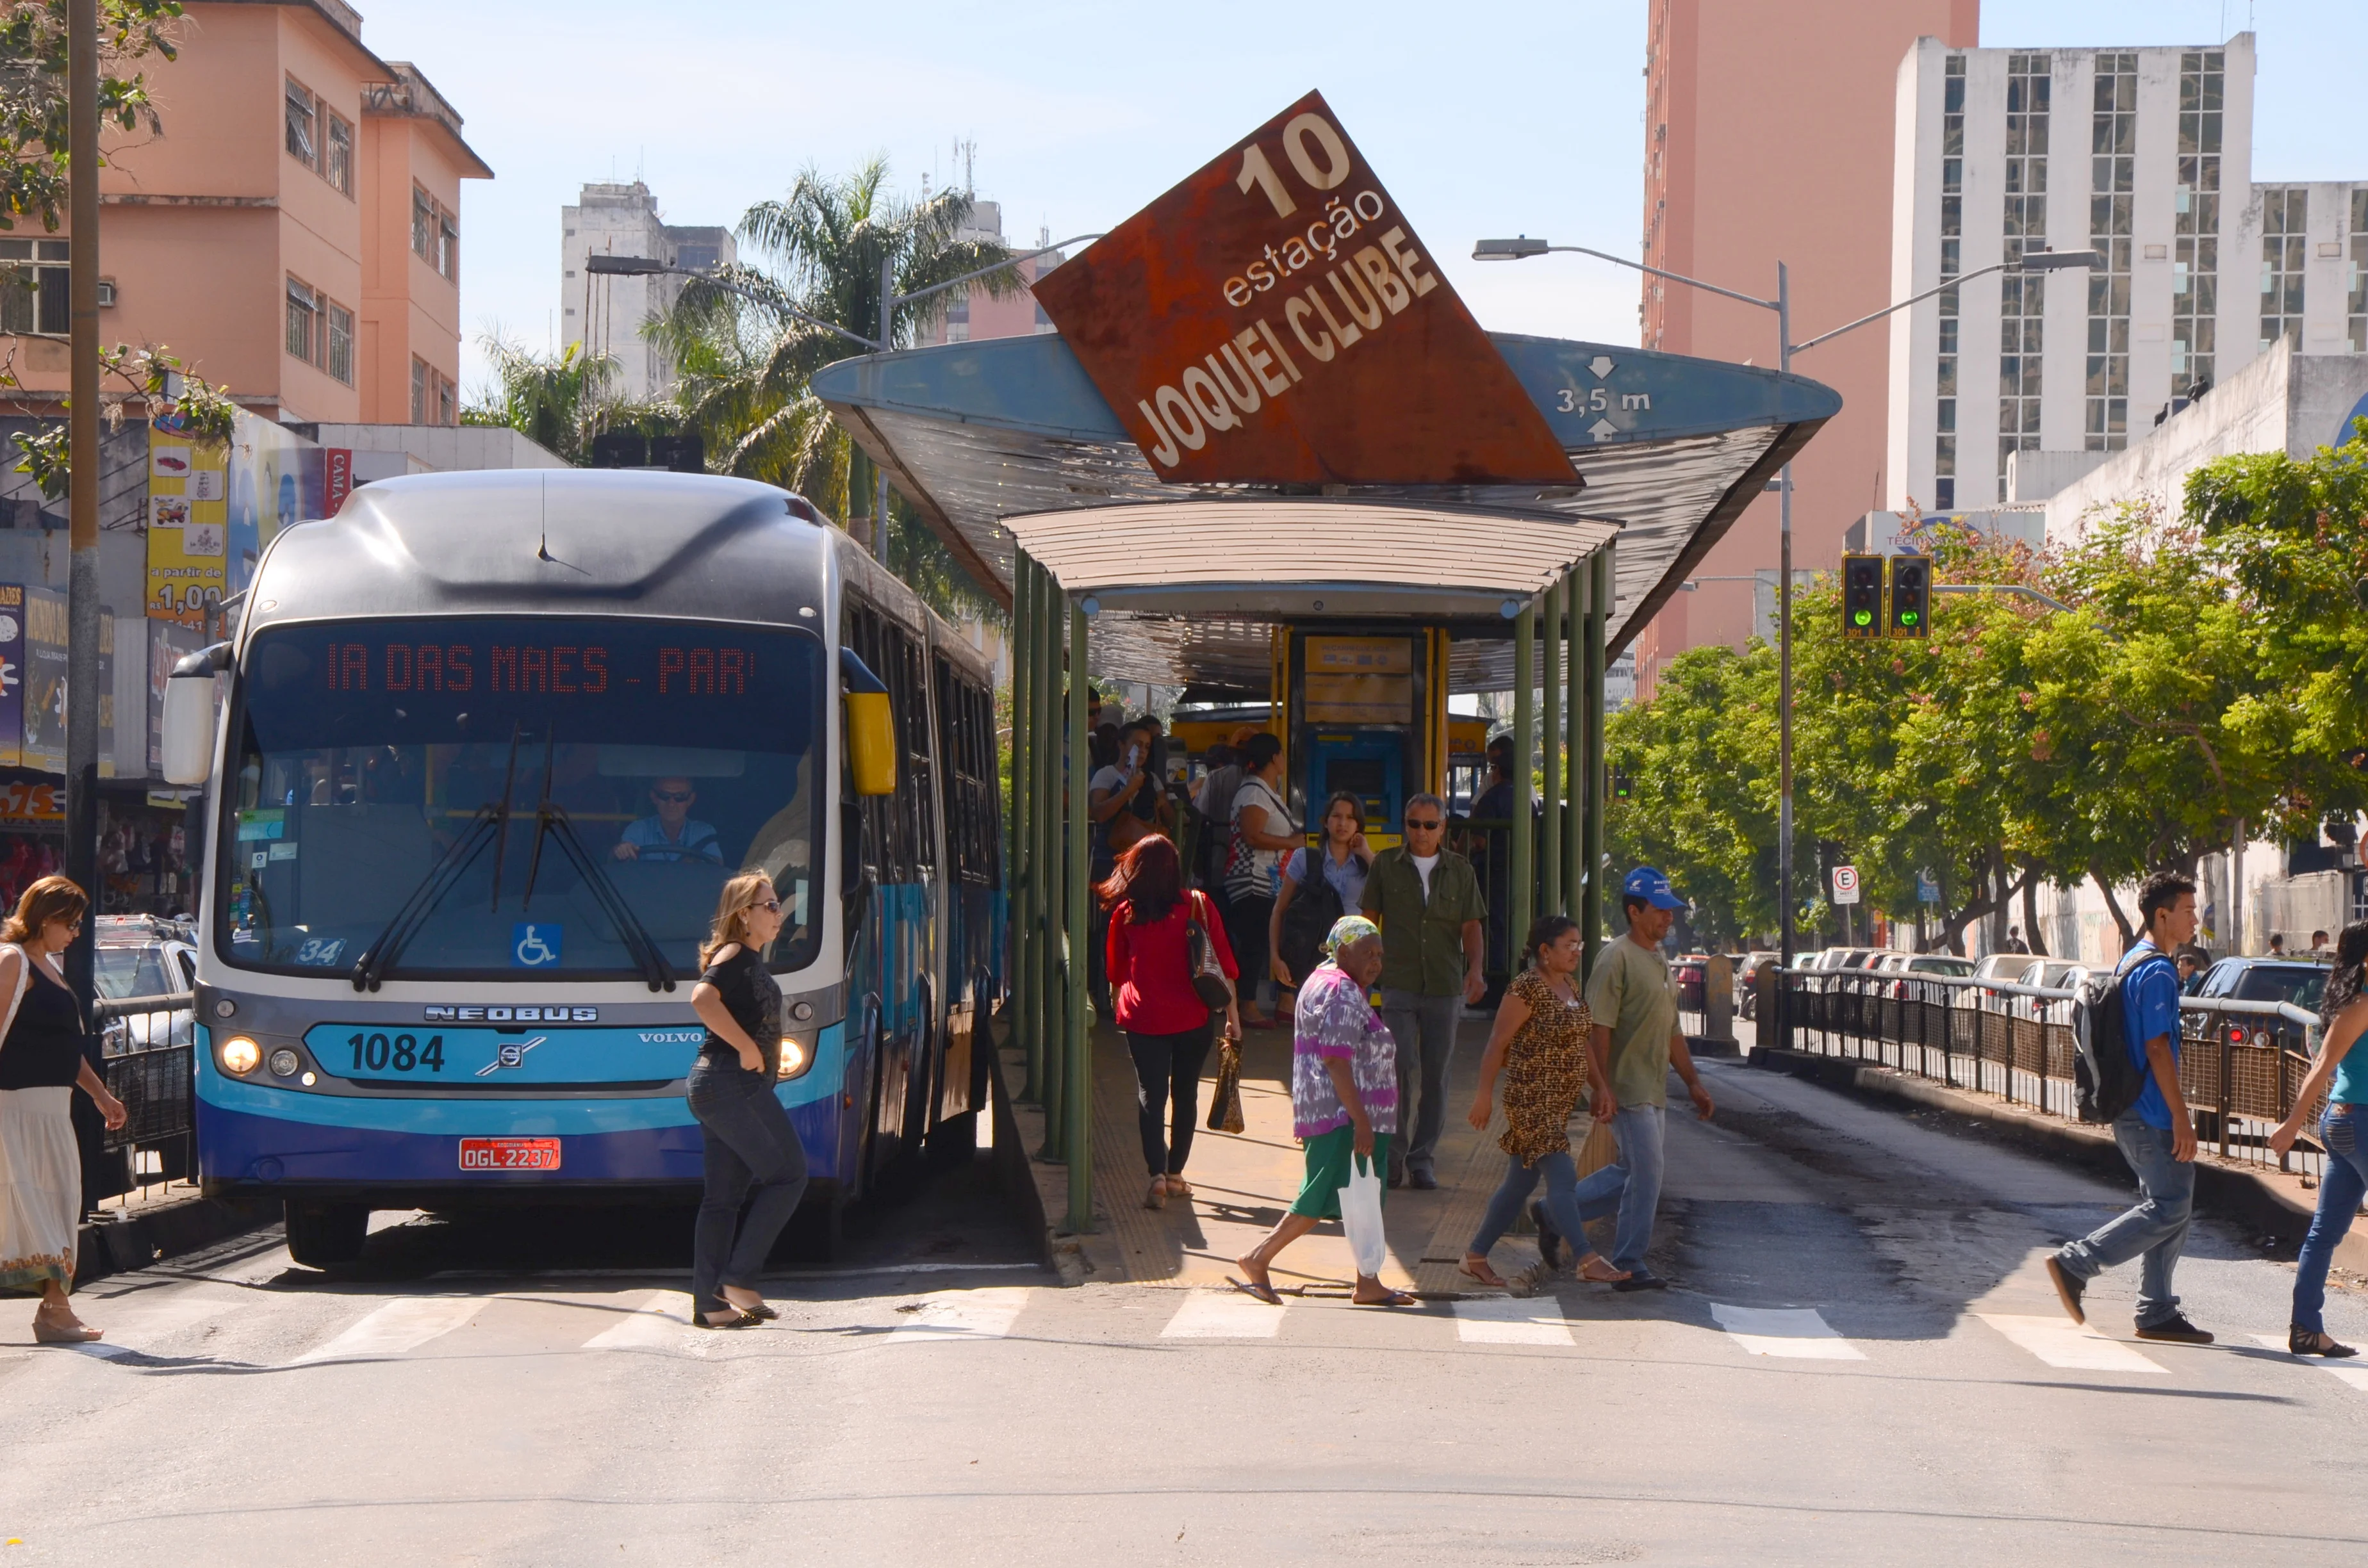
840;648;896;797
160;644;228;787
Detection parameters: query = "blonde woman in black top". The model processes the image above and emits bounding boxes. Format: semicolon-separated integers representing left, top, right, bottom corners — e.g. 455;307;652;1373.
686;872;808;1328
0;876;126;1343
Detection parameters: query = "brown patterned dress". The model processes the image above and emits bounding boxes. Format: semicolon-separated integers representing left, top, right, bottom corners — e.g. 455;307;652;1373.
1497;968;1596;1166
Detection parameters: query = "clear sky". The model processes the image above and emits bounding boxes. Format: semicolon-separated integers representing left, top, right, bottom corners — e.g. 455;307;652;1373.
345;0;2367;398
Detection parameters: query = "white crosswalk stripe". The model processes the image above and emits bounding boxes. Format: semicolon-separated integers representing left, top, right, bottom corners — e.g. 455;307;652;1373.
2249;1334;2368;1391
1162;1288;1287;1339
1451;1296;1575;1346
67;1294;238;1360
887;1287;1033;1343
1977;1313;2167;1373
582;1290;695;1350
1710;1304;1867;1360
293;1296;488;1364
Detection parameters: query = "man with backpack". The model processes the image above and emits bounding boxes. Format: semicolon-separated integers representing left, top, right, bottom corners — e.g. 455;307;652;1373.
2046;869;2213;1344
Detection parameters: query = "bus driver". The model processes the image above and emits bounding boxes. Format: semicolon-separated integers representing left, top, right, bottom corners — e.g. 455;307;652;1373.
614;776;726;864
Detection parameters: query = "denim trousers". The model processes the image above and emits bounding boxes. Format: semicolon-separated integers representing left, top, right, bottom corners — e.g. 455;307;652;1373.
2293;1104;2368;1334
1607;1104;1666;1275
686;1060;810;1316
1124;1020;1215;1177
2054;1112;2194;1328
1380;988;1461;1175
1468;1147;1629;1259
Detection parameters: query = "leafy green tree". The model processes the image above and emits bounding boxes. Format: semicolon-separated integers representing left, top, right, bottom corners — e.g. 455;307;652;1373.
461;336;619;464
0;0;181;231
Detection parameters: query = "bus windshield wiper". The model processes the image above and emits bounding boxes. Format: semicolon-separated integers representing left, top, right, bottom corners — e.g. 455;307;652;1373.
521;803;677;992
349;803;501;992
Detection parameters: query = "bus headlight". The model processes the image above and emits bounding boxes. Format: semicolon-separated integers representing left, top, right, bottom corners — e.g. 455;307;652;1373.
777;1032;816;1080
218;1036;262;1076
268;1048;302;1079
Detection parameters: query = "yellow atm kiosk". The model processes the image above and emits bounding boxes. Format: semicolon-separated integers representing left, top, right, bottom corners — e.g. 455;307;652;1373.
1280;626;1451;853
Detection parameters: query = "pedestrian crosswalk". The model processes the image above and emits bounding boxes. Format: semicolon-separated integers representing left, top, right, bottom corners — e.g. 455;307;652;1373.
1161;1287;1287;1339
1709;1304;1866;1360
1451;1296;1576;1346
1975;1313;2167;1374
2249;1334;2368;1393
293;1296;488;1364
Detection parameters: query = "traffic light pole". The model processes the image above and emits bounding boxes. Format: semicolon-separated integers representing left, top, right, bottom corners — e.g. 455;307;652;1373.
1777;265;1795;1005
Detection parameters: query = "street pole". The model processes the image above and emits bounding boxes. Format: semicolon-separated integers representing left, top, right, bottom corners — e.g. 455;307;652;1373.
64;0;99;1002
1777;262;1795;990
874;253;894;558
1511;605;1534;970
1065;597;1091;1232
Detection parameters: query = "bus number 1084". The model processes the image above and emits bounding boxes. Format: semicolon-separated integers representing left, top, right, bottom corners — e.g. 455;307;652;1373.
348;1033;445;1074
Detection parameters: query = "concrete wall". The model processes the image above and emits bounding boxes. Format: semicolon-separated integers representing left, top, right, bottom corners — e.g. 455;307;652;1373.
302;422;567;473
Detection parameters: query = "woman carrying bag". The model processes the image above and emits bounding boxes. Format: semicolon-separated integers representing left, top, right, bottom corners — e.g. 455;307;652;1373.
1461;913;1631;1293
685;872;809;1329
1101;835;1240;1211
0;876;127;1343
1269;790;1371;1005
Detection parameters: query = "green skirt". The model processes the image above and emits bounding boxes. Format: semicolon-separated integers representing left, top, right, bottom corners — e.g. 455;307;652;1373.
1288;1125;1392;1220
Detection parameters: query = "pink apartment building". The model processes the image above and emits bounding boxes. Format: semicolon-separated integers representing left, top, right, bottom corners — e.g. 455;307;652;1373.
1633;0;1979;696
0;0;489;427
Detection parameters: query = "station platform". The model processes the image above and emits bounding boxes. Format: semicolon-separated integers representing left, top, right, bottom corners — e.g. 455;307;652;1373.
1001;1010;1604;1296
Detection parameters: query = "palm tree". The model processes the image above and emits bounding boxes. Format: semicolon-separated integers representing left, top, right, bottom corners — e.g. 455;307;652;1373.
651;158;1023;612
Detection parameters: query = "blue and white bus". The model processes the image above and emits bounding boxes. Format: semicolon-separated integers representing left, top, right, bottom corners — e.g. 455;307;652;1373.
162;470;1004;1264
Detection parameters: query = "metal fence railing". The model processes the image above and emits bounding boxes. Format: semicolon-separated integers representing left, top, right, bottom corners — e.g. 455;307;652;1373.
88;991;195;1202
1775;967;2330;1183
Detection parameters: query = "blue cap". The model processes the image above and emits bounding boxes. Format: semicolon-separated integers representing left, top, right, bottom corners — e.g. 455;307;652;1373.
1622;866;1687;911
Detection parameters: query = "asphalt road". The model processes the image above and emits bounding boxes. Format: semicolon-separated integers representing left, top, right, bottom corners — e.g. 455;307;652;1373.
5;1057;2363;1565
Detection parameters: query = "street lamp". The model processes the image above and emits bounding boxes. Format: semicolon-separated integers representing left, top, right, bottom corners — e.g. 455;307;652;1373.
1472;234;2098;981
586;235;1102;551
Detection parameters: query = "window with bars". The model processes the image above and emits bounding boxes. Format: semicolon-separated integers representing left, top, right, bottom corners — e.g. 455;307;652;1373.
325;113;353;197
327;303;354;385
1998;53;2050;494
413;187;459;281
2087;52;2136;450
2259;186;2308;353
285;79;317;169
2173;50;2224;394
0;238;70;336
1935;56;1965;510
2351;189;2367;354
410;356;427;424
436;212;458;281
412;188;432;260
286;277;319;363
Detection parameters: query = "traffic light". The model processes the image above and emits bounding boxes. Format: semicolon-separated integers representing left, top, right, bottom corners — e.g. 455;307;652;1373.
1841;554;1884;639
1611;765;1632;801
1887;554;1932;639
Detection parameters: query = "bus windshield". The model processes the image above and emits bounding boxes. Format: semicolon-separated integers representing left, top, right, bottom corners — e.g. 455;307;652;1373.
219;616;825;980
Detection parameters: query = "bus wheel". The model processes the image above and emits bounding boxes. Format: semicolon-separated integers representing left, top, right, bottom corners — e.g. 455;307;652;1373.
284;1200;370;1268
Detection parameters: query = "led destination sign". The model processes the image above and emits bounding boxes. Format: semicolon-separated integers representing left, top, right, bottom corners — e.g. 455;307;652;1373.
317;638;754;696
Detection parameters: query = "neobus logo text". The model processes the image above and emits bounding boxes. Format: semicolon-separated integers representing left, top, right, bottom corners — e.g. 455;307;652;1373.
422;1005;598;1023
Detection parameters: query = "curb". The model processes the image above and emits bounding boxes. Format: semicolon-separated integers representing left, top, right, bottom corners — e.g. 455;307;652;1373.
76;1192;275;1286
1747;1045;2368;1274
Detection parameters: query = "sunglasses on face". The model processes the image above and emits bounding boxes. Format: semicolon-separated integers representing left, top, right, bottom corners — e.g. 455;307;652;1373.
755;899;782;914
1404;819;1443;831
652;790;695;804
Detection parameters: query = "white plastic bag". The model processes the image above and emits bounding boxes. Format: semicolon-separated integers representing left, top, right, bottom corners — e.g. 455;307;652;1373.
1338;1151;1388;1278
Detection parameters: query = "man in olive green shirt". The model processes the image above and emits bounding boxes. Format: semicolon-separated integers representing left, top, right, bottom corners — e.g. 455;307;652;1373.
1360;794;1486;1188
1584;867;1714;1291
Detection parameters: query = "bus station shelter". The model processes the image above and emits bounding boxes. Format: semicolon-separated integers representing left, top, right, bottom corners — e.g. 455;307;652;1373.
814;331;1839;1244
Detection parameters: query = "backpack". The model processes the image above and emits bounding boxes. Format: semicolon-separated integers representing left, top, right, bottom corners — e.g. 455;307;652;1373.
2072;948;2153;1124
1276;848;1367;986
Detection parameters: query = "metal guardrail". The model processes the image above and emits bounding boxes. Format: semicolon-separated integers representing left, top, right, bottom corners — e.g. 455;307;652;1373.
89;991;195;1200
1776;967;2330;1182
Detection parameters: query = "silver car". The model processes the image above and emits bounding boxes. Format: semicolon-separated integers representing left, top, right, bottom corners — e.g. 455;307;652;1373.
95;915;197;1055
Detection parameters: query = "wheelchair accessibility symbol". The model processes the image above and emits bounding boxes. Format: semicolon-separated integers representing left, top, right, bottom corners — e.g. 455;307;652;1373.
512;923;563;967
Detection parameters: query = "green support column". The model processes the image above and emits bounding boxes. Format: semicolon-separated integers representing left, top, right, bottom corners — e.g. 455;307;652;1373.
1581;548;1611;975
1563;563;1585;930
1511;603;1535;971
1010;555;1038;1102
1065;596;1093;1232
1540;576;1563;919
1036;562;1064;1156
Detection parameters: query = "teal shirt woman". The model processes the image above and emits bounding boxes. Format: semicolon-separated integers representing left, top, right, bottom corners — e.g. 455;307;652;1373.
2269;919;2368;1357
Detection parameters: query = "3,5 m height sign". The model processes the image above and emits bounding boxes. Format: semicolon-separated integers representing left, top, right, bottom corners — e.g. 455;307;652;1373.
1032;90;1575;488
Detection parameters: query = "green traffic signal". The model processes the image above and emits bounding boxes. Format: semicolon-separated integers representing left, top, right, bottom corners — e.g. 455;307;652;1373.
1854;610;1872;626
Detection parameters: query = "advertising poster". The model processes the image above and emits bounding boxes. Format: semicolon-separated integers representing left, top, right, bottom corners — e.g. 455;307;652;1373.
225;413;327;600
21;590;112;778
147;619;208;777
0;584;21;769
147;420;229;628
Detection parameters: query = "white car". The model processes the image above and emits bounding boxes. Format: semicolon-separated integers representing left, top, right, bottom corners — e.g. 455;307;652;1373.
95;915;197;1055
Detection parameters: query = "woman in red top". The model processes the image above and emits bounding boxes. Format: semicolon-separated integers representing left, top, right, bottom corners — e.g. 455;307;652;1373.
1101;835;1240;1211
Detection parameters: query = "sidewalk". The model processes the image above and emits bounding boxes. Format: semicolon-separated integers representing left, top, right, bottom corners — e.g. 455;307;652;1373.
1001;1010;1579;1294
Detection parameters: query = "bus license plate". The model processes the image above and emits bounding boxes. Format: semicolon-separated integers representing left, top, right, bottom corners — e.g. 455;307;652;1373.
457;1137;561;1172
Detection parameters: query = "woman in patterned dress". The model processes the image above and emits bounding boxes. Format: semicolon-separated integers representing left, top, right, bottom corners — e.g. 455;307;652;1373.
1461;914;1630;1292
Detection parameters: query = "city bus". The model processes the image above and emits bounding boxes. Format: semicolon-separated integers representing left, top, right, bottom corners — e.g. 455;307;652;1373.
161;470;1003;1264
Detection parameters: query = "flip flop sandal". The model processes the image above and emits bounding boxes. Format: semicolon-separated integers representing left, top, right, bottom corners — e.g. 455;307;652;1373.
1228;1275;1283;1306
730;1302;780;1321
694;1309;765;1330
1355;1289;1418;1309
1578;1255;1631;1284
1457;1259;1508;1289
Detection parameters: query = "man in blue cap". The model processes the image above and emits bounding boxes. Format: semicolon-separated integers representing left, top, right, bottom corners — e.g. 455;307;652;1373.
1584;866;1716;1291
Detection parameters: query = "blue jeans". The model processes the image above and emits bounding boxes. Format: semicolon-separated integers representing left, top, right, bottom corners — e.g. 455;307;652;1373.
1379;988;1463;1175
2294;1104;2368;1335
2054;1112;2194;1328
1468;1147;1628;1259
686;1060;810;1316
1608;1104;1666;1275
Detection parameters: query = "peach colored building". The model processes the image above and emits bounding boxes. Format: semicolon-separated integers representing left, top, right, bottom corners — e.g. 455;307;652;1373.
0;0;489;426
1632;0;1979;695
910;201;1060;347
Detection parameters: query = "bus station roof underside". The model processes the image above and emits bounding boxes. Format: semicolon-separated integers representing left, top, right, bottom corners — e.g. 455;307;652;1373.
813;330;1840;694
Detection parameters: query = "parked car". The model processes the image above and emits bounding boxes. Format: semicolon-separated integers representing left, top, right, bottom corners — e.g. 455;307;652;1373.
1889;953;1975;1001
2185;955;2328;1055
94;914;197;1055
1736;951;1780;1018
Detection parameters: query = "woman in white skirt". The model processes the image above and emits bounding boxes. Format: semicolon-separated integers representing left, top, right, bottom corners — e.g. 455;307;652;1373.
0;876;126;1343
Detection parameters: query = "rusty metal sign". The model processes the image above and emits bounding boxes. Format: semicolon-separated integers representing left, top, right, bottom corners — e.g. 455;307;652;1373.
1031;90;1576;487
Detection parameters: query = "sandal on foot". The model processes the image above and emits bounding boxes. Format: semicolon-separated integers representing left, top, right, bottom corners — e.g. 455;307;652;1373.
1458;1255;1508;1289
1164;1175;1194;1198
725;1301;779;1321
2290;1325;2359;1358
1144;1178;1168;1211
695;1310;764;1330
32;1317;101;1344
1228;1274;1282;1306
1577;1254;1631;1284
1354;1288;1418;1308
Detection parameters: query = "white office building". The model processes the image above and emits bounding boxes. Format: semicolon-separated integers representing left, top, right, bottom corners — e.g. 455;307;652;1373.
1886;34;2368;515
559;181;736;403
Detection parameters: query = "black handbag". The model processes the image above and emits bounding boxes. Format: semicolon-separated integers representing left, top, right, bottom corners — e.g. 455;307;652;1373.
1184;890;1236;1009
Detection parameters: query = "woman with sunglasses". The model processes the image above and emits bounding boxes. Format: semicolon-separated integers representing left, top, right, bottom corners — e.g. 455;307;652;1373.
0;876;127;1343
685;872;808;1328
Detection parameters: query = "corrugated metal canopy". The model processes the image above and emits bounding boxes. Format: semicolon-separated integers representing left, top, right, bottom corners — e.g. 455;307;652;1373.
813;328;1841;685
